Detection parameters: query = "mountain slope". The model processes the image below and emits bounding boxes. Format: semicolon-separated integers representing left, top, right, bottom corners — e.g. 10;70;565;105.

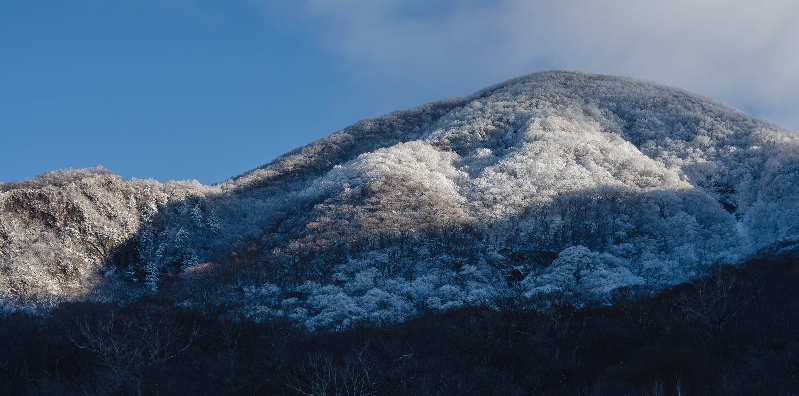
2;71;798;330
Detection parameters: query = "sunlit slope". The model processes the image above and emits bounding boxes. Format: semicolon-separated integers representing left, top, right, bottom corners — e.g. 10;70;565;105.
0;168;207;307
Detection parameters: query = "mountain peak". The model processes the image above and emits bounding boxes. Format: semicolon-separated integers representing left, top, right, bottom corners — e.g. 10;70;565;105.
2;72;798;332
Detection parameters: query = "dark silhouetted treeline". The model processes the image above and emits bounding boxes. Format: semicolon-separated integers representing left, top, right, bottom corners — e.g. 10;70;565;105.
2;252;797;395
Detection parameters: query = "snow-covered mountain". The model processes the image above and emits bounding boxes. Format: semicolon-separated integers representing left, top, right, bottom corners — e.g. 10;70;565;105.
2;71;798;330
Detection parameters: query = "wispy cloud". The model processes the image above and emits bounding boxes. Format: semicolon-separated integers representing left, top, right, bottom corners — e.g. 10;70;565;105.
282;0;799;131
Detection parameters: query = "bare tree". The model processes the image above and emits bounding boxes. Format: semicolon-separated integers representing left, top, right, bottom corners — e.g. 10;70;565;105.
69;308;198;395
675;269;751;345
206;320;244;396
287;343;381;396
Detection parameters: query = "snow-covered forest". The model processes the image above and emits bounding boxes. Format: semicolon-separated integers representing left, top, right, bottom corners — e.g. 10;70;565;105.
2;71;798;332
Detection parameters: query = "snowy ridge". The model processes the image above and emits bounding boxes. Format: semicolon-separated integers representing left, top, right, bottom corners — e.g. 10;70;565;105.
1;71;798;331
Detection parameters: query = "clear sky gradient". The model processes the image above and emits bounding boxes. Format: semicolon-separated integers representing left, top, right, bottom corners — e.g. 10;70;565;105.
2;1;798;185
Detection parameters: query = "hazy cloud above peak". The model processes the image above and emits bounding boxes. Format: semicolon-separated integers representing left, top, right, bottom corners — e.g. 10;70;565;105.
289;0;799;131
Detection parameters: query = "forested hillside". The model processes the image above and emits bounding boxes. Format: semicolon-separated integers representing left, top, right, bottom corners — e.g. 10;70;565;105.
1;71;798;333
0;168;208;309
3;250;798;395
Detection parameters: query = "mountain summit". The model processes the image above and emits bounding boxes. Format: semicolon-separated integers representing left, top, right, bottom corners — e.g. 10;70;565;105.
2;71;798;330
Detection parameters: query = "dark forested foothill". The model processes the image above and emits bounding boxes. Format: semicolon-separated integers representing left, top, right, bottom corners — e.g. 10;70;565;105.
2;252;796;395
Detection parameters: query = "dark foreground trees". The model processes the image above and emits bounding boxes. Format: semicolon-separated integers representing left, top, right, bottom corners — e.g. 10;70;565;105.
1;253;797;395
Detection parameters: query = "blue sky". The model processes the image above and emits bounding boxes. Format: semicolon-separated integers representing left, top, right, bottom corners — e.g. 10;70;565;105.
2;0;798;184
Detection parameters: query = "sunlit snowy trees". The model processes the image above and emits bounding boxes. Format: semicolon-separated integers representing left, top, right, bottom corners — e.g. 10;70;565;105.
0;167;208;306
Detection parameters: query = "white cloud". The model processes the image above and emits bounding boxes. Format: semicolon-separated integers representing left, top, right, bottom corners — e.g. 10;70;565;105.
285;0;799;132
